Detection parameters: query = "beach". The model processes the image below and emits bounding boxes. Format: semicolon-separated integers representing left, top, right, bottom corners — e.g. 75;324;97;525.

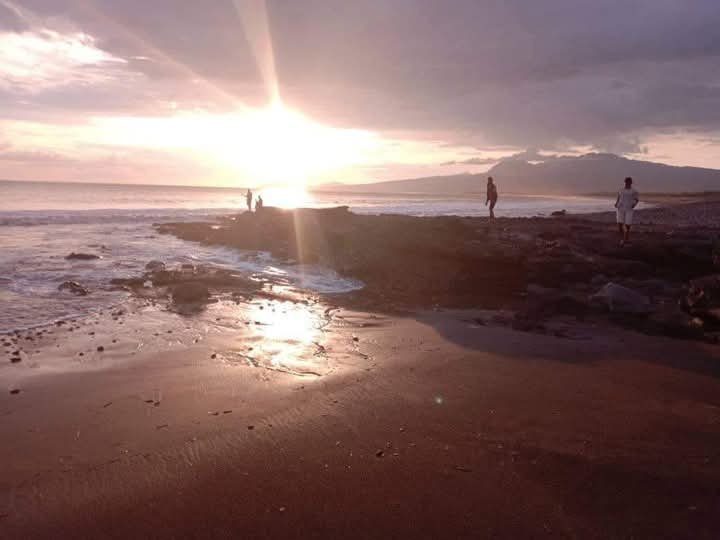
2;196;720;538
3;305;720;538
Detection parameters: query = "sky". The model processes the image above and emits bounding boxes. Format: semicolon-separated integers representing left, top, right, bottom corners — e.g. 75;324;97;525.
1;0;719;187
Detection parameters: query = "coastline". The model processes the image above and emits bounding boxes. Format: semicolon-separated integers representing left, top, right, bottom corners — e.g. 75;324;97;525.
2;197;720;538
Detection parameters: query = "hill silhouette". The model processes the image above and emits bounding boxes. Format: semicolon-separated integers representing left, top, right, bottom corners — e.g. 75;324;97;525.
319;153;720;195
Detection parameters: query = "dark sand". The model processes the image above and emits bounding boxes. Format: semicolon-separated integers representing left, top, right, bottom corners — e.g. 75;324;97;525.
2;305;720;539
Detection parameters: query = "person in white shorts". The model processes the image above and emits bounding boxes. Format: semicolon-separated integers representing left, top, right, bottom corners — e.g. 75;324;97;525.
614;177;639;246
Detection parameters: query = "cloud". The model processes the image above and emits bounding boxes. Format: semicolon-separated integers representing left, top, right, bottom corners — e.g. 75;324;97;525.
2;0;720;181
0;147;72;162
441;157;498;166
0;27;127;92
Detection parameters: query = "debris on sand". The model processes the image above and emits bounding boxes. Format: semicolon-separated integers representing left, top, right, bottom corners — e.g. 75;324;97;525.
58;281;89;296
65;252;100;260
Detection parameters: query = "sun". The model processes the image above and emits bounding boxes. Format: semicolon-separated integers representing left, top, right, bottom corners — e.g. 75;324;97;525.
93;102;377;192
212;102;376;186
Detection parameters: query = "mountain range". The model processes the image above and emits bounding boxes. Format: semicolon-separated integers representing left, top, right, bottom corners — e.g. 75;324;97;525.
319;153;720;195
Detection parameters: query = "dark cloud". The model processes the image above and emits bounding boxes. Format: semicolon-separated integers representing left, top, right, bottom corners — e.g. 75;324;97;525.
3;0;720;152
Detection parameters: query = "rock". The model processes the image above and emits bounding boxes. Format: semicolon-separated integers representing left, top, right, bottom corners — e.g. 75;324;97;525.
647;306;705;338
66;252;100;260
97;346;104;352
145;260;166;272
591;282;650;314
10;356;21;363
58;281;89;296
170;283;210;304
684;274;720;311
551;210;567;217
10;389;20;395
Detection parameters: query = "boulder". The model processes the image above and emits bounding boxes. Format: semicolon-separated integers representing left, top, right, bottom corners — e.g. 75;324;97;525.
170;283;210;304
591;282;650;314
145;260;166;272
66;252;100;260
58;281;89;296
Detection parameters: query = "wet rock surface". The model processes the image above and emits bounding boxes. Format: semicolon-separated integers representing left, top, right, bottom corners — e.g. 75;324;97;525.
157;206;720;342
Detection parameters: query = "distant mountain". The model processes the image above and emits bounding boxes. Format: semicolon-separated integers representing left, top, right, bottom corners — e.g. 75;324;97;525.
318;153;720;195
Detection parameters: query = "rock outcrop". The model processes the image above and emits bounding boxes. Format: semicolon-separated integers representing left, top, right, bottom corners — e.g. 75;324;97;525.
156;207;720;342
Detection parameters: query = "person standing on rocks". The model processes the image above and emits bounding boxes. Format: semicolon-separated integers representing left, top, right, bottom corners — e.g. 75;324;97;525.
615;176;639;246
246;189;253;212
485;176;498;219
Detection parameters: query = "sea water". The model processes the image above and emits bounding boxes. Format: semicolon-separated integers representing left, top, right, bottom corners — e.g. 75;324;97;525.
0;180;617;333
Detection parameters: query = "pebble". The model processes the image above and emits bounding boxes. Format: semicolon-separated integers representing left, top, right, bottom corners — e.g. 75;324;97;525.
97;346;104;352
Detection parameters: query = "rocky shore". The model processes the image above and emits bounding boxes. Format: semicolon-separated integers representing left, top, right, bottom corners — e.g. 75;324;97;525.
156;203;720;342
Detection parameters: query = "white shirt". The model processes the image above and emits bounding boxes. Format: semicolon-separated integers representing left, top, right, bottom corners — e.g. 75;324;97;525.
616;188;639;210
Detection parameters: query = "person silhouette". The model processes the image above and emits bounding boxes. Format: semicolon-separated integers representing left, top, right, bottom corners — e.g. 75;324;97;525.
246;189;253;212
255;196;264;212
614;177;639;246
485;176;498;219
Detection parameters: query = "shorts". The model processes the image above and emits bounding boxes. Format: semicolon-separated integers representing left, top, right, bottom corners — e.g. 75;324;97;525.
616;208;633;225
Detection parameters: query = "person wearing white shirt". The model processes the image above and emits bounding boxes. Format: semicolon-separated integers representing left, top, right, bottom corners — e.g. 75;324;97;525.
614;177;639;246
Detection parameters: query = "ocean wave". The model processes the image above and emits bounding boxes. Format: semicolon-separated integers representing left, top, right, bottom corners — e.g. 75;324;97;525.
0;208;241;227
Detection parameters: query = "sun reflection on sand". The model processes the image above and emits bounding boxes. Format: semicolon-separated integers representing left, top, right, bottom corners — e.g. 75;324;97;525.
223;296;332;377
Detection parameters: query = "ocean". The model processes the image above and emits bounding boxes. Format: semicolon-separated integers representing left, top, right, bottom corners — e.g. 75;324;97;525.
0;180;617;333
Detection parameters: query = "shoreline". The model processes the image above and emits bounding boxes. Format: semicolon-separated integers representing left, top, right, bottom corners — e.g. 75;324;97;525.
3;197;720;538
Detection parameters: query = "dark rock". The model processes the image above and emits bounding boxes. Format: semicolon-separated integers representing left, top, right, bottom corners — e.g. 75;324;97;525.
66;252;100;260
647;307;705;338
684;274;720;311
10;356;21;363
551;210;567;217
97;346;104;352
171;283;211;304
591;283;650;314
10;389;20;395
145;260;166;272
58;281;89;296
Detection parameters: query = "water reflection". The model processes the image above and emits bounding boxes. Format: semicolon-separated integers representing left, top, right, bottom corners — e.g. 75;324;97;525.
224;296;331;377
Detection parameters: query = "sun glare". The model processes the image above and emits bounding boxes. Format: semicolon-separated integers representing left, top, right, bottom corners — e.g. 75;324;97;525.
94;103;378;188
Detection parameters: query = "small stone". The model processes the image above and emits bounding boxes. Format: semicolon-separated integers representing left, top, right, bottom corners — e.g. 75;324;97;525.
10;356;21;363
10;389;20;395
97;346;104;352
375;450;384;458
247;425;255;430
211;353;217;359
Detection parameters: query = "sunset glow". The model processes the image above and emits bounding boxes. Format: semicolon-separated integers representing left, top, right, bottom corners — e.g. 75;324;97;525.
92;103;378;187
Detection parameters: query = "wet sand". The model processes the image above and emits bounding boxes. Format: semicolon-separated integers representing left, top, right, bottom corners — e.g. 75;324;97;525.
2;302;720;539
